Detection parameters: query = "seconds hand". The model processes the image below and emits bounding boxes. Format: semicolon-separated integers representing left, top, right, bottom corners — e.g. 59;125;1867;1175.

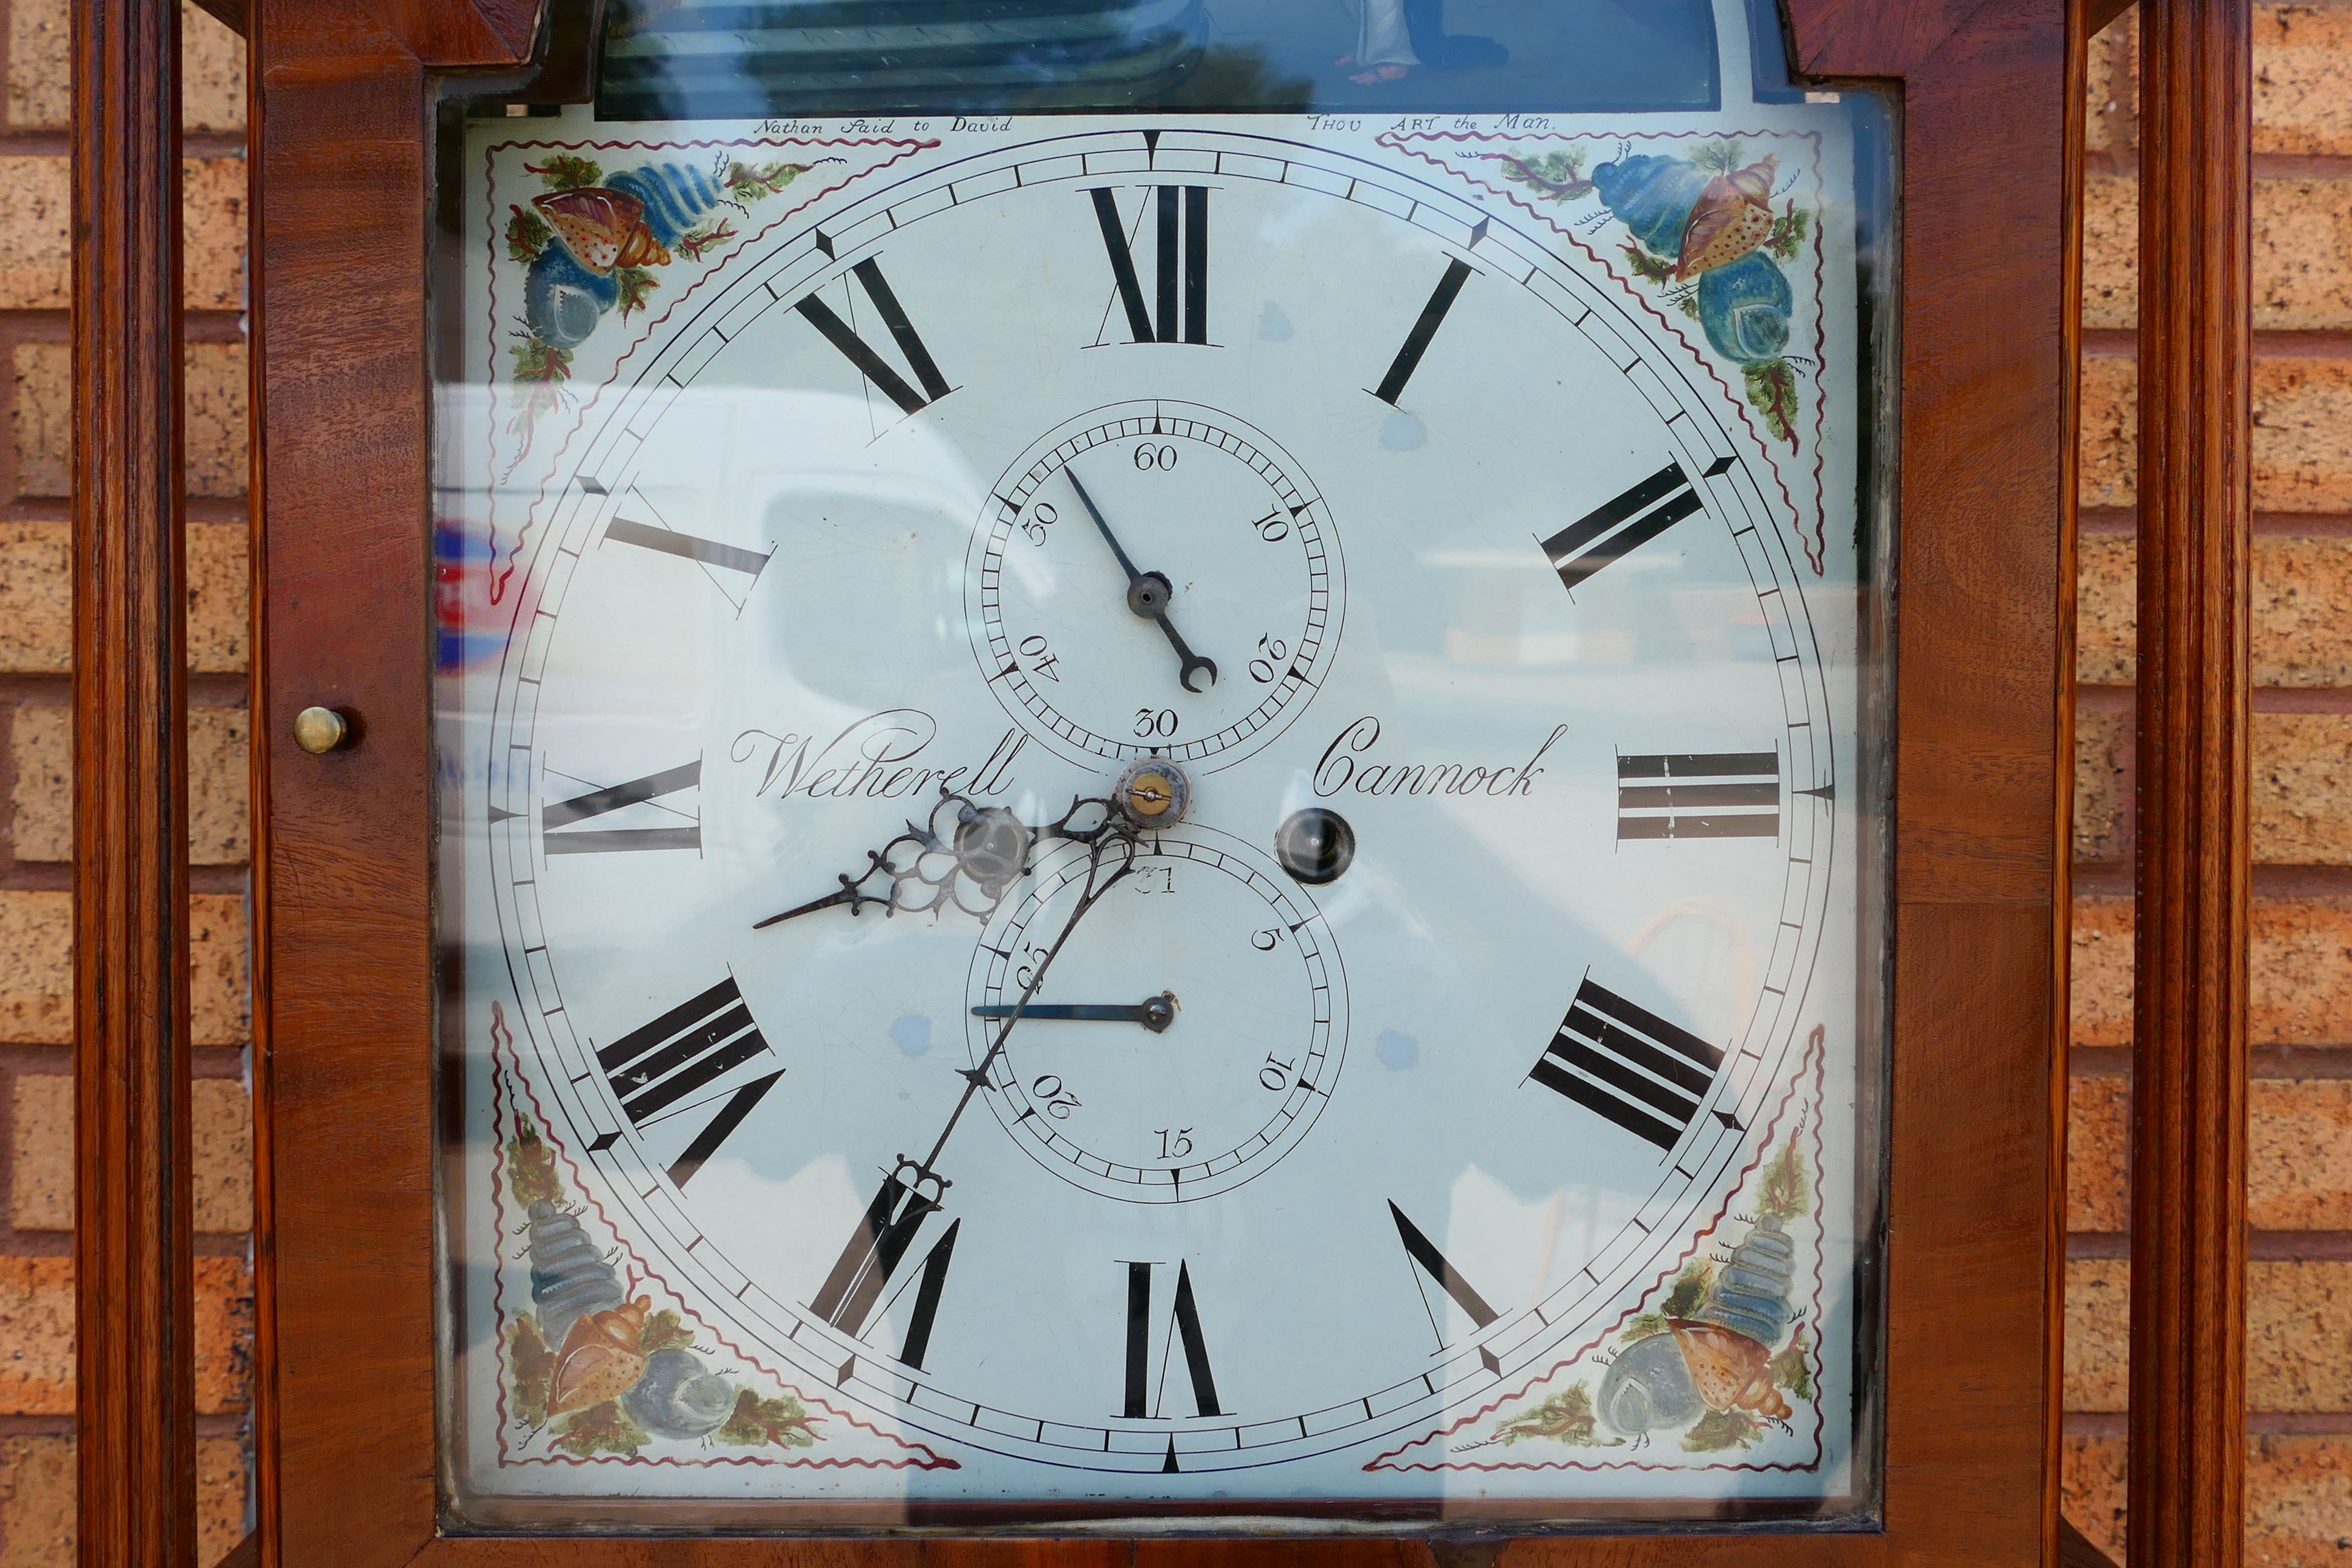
1063;466;1218;693
912;828;1140;1176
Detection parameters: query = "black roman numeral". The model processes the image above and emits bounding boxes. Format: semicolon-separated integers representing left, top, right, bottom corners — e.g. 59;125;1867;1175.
596;976;782;1186
1617;751;1780;840
1389;1201;1498;1327
1371;256;1472;406
543;759;700;855
812;1162;942;1338
1541;457;1733;592
794;258;953;416
1088;186;1209;345
895;1220;959;1371
1528;979;1725;1151
1123;1260;1221;1419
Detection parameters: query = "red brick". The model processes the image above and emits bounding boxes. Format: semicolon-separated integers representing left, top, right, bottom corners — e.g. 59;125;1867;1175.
0;1434;249;1567
2255;5;2352;155
0;1255;249;1416
2252;1078;2352;1231
2068;1073;2129;1233
0;893;248;1047
11;1076;252;1235
2062;1431;2126;1560
2081;358;2352;512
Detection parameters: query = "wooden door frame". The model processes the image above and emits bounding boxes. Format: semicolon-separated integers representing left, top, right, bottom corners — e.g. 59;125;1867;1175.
225;0;2086;1560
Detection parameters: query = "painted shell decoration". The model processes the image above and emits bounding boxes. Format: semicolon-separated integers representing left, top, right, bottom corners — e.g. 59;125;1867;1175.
1596;1214;1798;1434
524;164;739;351
624;1345;738;1440
524;1199;626;1351
1590;152;1795;367
547;1295;652;1417
534;186;667;274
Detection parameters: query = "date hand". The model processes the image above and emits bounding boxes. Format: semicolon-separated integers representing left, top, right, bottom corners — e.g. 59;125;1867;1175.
1063;466;1218;693
970;992;1177;1034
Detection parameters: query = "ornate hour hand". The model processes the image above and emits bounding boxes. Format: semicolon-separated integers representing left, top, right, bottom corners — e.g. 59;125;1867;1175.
1063;466;1218;693
752;788;1114;929
970;992;1177;1033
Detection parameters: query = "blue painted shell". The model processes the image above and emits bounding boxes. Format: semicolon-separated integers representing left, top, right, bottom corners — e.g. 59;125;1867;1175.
1696;250;1794;364
524;246;619;352
1593;153;1795;365
1693;1214;1795;1344
1590;154;1711;260
525;1199;626;1351
624;1346;736;1440
1596;1328;1704;1435
608;163;728;249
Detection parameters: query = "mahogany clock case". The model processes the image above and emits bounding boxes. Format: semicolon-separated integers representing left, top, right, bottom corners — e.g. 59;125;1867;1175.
248;0;2070;1560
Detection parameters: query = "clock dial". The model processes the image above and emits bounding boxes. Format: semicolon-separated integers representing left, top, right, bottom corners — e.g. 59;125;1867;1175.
443;94;1879;1522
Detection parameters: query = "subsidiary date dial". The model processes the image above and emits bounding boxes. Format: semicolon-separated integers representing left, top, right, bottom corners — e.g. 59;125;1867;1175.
970;402;1342;769
967;826;1346;1204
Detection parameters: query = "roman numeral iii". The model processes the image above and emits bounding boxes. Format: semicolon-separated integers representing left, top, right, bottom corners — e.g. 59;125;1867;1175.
1089;186;1209;345
596;976;782;1186
794;257;953;416
1527;979;1725;1151
1542;456;1734;592
1617;751;1780;840
543;759;701;855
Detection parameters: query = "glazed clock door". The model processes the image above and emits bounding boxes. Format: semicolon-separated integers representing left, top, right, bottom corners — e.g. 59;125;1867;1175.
433;0;1890;1529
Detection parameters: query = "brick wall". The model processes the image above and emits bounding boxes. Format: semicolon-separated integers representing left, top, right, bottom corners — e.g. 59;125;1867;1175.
0;2;253;1562
2063;5;2352;1557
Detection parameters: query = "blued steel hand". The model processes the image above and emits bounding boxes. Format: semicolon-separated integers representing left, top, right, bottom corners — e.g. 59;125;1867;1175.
1063;466;1218;693
970;991;1177;1033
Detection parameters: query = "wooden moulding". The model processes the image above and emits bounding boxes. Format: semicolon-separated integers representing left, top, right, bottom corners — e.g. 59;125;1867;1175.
2130;2;2253;1567
71;1;198;1566
247;1;2073;1562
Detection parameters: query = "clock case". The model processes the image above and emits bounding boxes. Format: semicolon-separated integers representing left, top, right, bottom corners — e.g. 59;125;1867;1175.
247;0;2078;1561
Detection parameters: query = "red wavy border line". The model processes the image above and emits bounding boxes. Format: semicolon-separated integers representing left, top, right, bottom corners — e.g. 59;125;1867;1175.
1373;128;1830;576
485;1001;959;1472
1364;1025;1832;1475
480;136;941;606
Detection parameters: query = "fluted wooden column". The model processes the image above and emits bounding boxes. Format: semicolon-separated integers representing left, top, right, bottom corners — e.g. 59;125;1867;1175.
71;0;197;1564
2131;1;2253;1564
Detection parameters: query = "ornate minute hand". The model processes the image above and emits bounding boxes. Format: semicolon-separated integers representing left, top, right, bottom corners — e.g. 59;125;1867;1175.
752;788;1111;930
1063;466;1218;693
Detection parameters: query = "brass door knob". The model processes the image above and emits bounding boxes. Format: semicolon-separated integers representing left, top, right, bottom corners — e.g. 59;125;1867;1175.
292;707;351;754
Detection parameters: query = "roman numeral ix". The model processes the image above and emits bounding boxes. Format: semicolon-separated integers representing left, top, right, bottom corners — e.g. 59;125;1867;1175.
1528;979;1725;1151
1617;751;1780;841
1542;456;1734;593
1089;186;1209;345
795;257;953;416
542;759;701;855
595;976;782;1187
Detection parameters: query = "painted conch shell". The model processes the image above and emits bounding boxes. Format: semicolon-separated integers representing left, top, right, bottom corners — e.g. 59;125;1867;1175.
533;188;670;275
1676;154;1780;279
546;1295;652;1416
1671;1319;1794;1422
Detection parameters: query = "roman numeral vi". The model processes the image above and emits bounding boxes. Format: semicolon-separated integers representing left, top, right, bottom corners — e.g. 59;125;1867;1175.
1527;979;1725;1151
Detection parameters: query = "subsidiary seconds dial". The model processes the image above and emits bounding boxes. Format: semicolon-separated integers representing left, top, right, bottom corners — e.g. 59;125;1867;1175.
969;402;1343;769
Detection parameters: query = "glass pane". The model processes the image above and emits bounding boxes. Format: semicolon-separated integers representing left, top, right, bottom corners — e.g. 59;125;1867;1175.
433;0;1893;1531
598;0;1721;117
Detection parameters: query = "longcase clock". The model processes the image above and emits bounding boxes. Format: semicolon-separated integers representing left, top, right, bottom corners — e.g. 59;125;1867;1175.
246;0;2076;1556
